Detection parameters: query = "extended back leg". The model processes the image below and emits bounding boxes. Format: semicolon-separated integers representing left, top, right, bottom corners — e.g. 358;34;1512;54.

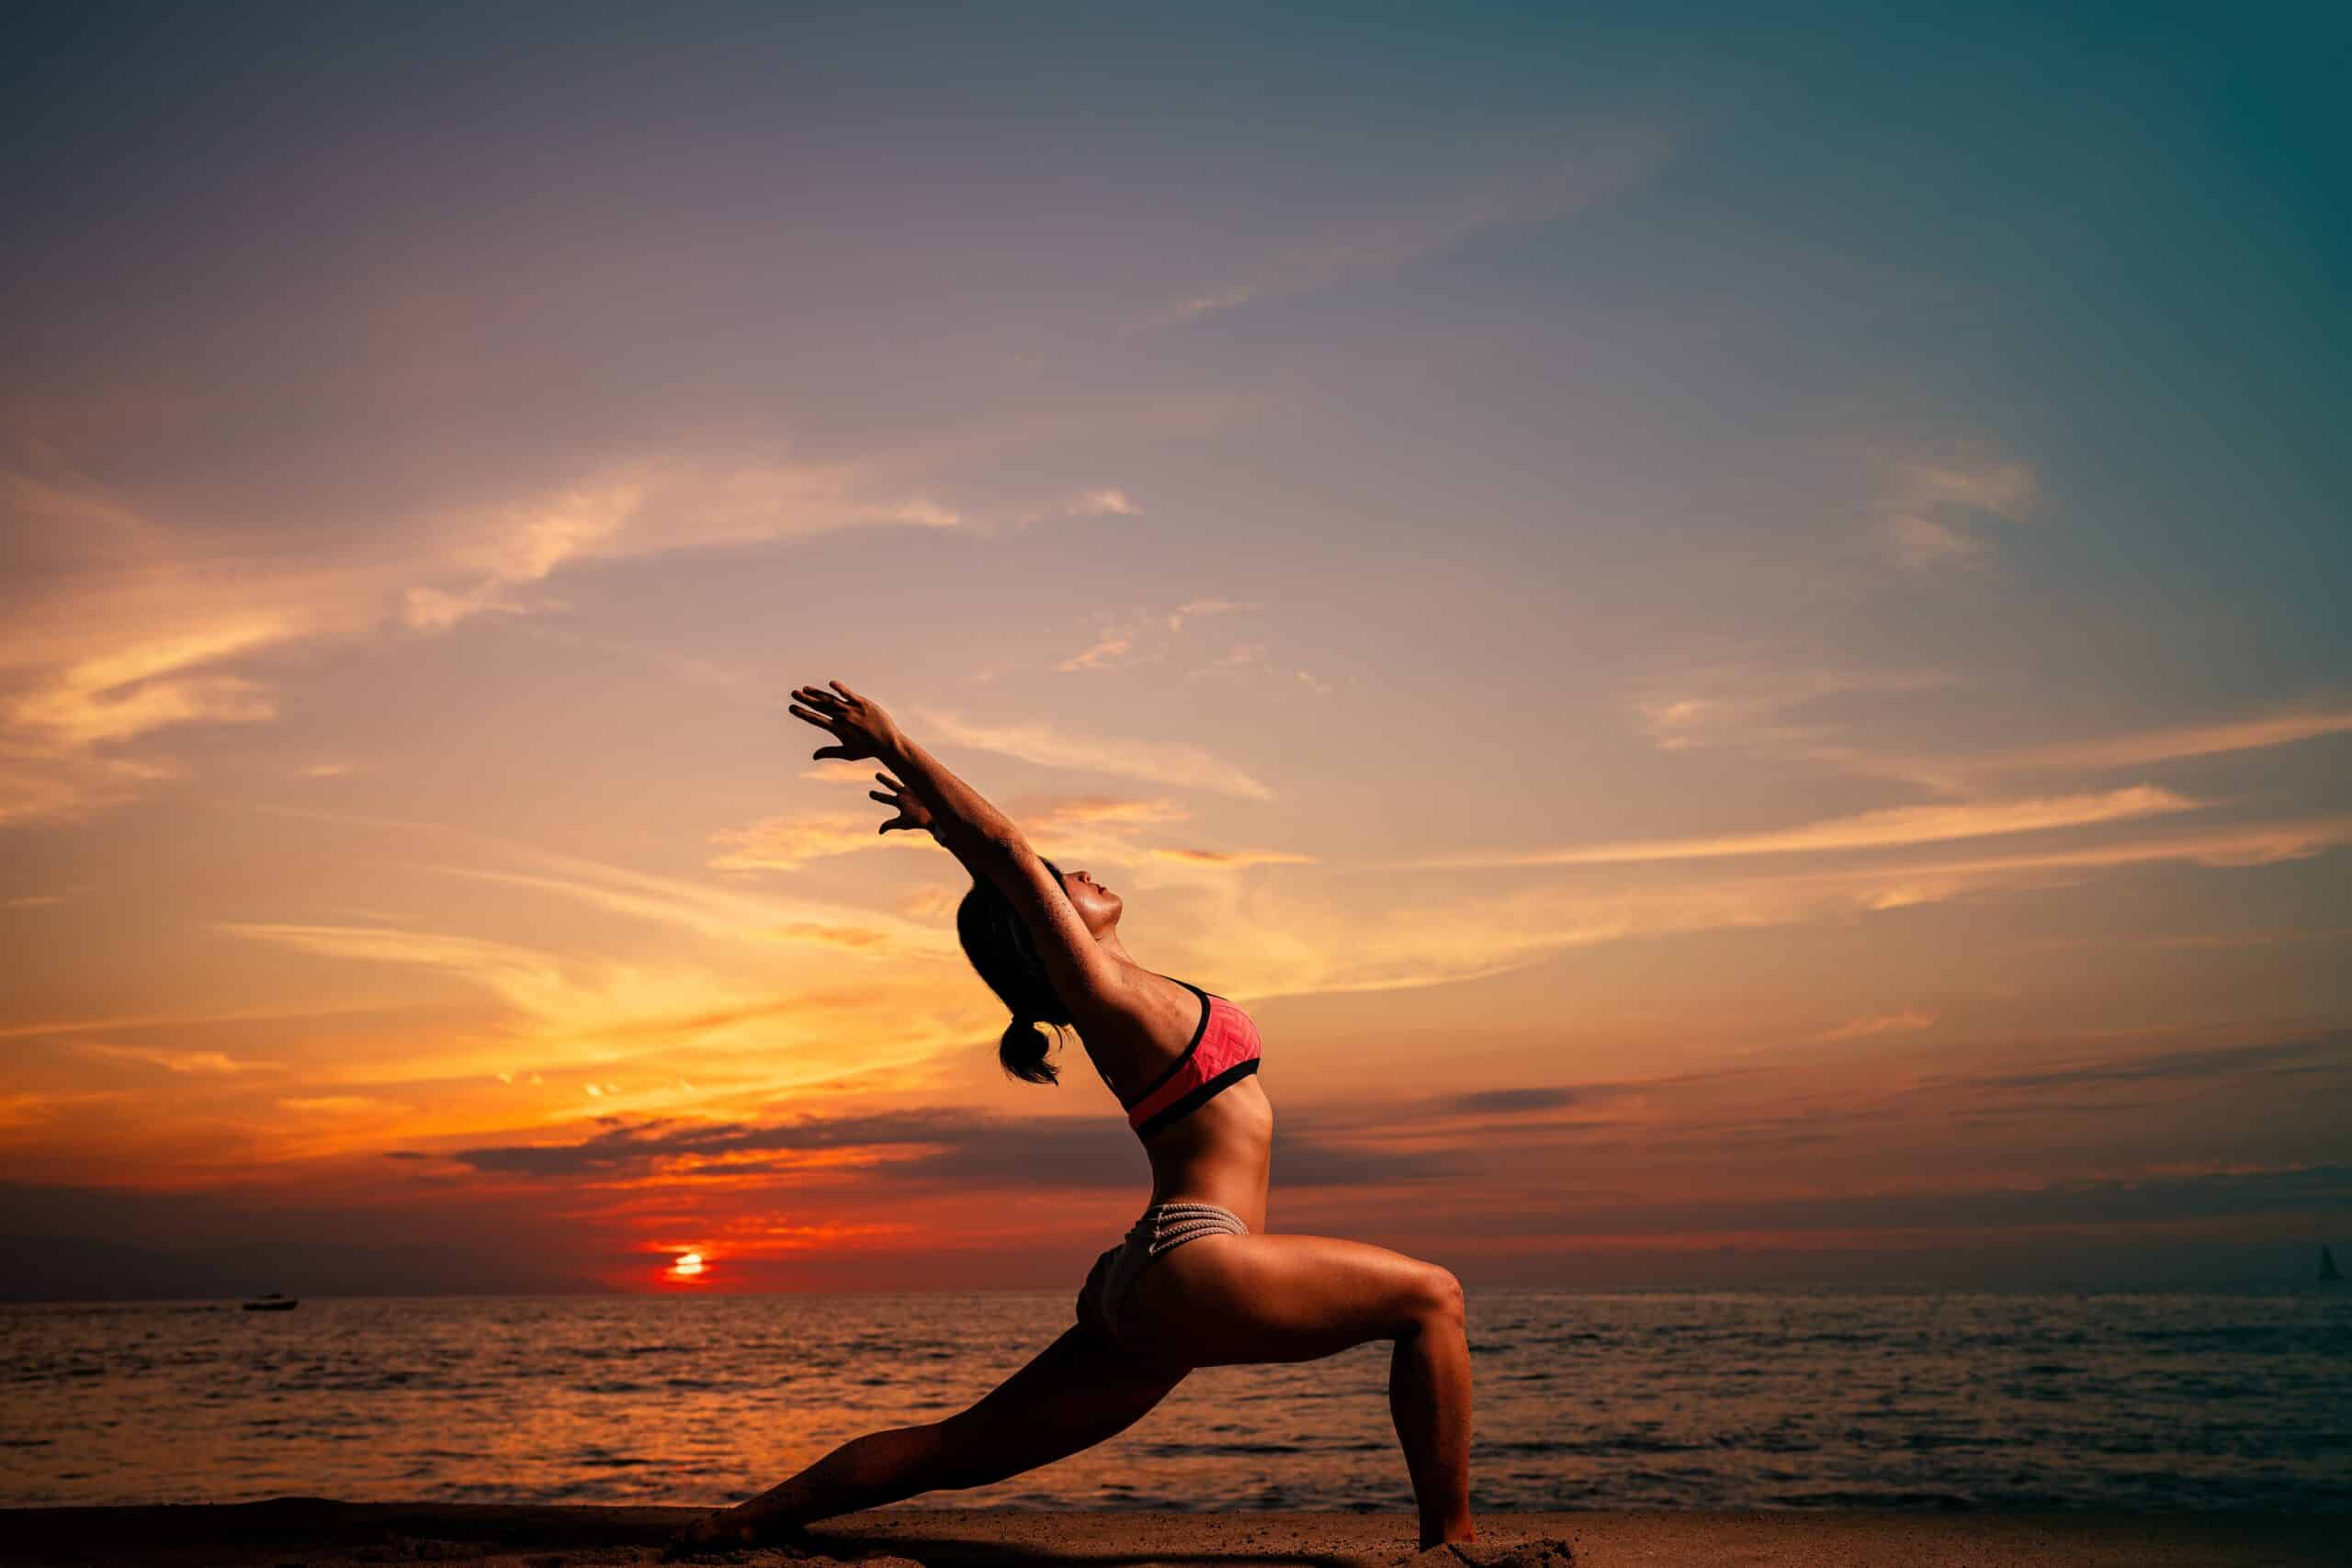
692;1325;1186;1542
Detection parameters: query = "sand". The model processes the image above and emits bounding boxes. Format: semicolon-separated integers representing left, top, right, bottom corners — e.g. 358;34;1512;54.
0;1501;2337;1568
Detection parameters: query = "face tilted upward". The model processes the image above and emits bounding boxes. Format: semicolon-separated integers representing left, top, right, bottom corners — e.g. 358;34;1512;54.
1059;867;1123;937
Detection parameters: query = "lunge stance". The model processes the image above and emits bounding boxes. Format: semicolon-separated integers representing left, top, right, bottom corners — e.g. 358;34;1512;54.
671;682;1475;1552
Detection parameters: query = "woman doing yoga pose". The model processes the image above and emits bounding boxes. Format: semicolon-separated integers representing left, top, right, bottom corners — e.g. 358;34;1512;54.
670;682;1476;1552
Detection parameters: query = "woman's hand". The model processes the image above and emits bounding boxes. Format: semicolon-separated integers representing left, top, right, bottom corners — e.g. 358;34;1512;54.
788;680;902;763
868;772;936;837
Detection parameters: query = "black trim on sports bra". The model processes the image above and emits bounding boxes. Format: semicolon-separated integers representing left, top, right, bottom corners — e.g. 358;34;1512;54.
1135;1055;1262;1142
1117;976;1213;1112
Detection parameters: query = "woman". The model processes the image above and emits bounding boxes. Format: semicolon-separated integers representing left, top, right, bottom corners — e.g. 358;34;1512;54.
670;682;1477;1554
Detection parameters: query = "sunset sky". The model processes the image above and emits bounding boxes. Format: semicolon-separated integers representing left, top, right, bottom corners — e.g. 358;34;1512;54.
4;2;2346;1298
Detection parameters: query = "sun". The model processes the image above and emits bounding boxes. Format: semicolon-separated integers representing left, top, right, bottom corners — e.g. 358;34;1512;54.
671;1251;706;1279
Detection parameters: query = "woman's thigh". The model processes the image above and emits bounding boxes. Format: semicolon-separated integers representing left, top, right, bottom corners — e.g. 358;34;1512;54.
1119;1232;1455;1369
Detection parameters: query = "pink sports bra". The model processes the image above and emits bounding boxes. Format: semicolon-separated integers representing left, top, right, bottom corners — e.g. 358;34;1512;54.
1120;977;1263;1142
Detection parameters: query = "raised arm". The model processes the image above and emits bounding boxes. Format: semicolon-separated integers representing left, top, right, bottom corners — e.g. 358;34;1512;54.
786;681;1132;1014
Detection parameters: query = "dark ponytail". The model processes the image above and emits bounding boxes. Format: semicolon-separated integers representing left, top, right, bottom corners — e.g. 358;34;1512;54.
956;857;1073;1086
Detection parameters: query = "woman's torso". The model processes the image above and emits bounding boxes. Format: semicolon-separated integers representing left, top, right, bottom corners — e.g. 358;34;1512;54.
1081;971;1272;1231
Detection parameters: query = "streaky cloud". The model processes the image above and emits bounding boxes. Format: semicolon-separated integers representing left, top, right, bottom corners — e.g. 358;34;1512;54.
1134;120;1673;331
1412;784;2200;868
913;705;1274;800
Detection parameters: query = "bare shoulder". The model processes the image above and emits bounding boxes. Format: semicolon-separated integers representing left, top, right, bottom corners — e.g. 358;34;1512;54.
1071;966;1211;1083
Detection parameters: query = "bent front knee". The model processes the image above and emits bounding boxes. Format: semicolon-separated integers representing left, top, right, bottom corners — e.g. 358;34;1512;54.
1402;1263;1464;1334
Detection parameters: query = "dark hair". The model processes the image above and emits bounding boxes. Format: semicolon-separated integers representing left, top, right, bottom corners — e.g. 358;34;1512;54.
956;856;1073;1086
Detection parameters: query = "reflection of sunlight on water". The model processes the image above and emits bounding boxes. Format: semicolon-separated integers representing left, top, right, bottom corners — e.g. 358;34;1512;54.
3;1292;2346;1512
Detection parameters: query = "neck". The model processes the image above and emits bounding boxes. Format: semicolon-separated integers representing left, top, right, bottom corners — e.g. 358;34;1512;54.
1097;931;1136;965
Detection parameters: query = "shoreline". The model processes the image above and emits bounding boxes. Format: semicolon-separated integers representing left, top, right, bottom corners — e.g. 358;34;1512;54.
0;1500;2339;1567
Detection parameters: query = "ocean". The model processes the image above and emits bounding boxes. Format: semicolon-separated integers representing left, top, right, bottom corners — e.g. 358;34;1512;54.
4;1290;2346;1513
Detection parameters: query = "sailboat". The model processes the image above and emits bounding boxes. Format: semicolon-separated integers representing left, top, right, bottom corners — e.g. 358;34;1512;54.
2322;1247;2344;1285
242;1291;300;1312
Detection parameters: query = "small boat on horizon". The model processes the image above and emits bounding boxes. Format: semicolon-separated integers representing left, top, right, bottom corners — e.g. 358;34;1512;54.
242;1291;300;1312
2322;1246;2344;1285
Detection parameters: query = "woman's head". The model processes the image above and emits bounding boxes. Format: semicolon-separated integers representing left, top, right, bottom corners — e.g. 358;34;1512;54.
956;857;1119;1085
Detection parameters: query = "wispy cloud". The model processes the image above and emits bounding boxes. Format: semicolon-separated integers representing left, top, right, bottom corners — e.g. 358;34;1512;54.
0;463;929;822
1065;488;1141;518
401;459;967;634
1186;641;1269;679
80;1043;266;1075
220;922;571;1007
1945;1031;2348;1093
437;860;951;958
244;807;960;956
1873;447;2038;572
1818;1010;1937;1043
1892;455;2038;516
706;779;1309;893
1166;599;1238;632
1136;123;1672;330
1211;814;2352;1007
912;706;1275;800
1148;846;1316;869
1633;658;2352;801
1054;596;1251;675
6;617;288;749
1;609;299;822
0;435;1112;822
1447;1088;1580;1115
707;810;930;873
763;922;896;951
211;914;978;1112
0;999;414;1043
1630;661;1963;756
277;1095;398;1115
705;791;1204;875
1983;707;2352;773
433;1108;1446;1190
1808;704;2352;796
2030;924;2352;952
1415;784;2199;868
191;814;1004;1108
1026;795;1192;830
1056;634;1133;672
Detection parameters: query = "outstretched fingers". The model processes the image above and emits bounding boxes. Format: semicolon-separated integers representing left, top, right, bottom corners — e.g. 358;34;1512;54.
792;682;863;713
786;681;899;766
786;702;839;731
787;692;859;762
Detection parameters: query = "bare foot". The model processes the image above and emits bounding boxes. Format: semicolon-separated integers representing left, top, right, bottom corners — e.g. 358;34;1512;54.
1406;1538;1575;1567
658;1509;746;1560
657;1506;815;1561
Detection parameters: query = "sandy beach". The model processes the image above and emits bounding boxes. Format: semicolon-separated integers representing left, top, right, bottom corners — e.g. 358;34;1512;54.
0;1501;2337;1568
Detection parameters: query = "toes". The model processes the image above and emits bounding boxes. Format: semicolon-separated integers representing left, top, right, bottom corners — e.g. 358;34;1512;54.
658;1515;757;1562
